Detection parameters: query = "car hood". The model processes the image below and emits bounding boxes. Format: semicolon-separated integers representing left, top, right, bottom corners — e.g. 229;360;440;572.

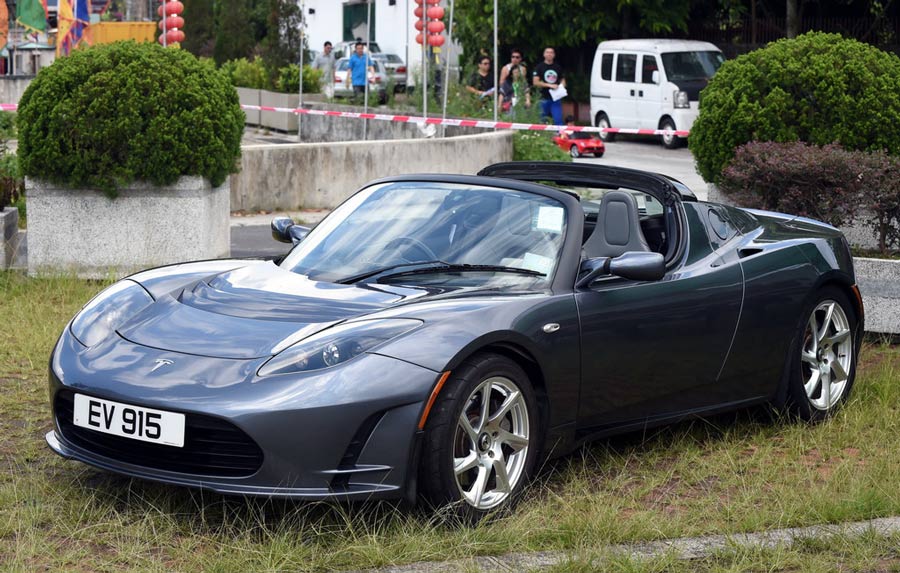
118;262;433;359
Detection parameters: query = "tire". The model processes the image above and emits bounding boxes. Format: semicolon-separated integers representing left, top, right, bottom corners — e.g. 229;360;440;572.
784;287;860;421
569;145;581;158
596;113;615;142
420;353;539;521
660;119;680;149
594;151;604;158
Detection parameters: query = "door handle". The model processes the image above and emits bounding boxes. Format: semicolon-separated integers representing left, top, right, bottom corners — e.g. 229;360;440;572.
639;90;644;97
630;89;635;96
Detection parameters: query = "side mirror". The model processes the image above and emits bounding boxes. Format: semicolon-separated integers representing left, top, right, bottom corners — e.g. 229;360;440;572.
651;70;660;84
576;252;665;287
609;251;665;281
271;216;310;245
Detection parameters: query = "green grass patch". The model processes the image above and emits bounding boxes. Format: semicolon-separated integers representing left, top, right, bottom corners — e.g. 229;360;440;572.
1;272;899;571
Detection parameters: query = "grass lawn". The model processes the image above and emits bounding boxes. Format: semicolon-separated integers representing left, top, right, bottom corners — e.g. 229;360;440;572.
1;272;898;572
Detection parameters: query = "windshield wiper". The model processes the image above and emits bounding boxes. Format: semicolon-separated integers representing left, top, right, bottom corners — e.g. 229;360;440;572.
379;264;545;281
336;262;545;284
335;260;452;284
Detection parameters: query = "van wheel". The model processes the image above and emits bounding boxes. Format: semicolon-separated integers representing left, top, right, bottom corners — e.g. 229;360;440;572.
569;145;581;158
660;119;680;149
596;113;615;142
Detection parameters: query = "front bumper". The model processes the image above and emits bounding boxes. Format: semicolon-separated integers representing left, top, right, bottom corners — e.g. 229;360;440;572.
48;330;439;500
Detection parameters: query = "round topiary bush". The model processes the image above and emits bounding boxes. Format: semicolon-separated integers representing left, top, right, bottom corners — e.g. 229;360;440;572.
18;41;244;196
690;32;900;183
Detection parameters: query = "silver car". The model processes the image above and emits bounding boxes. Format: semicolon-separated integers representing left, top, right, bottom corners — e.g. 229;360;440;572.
333;57;389;104
372;53;409;93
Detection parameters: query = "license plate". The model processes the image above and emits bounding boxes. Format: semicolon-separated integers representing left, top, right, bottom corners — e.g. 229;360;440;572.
72;394;185;448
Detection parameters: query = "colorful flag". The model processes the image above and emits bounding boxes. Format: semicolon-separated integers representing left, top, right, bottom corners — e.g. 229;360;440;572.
16;0;47;34
58;0;91;55
0;0;8;51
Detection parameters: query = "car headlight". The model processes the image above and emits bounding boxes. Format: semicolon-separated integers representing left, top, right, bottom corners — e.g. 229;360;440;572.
257;318;422;376
70;280;154;347
674;90;690;109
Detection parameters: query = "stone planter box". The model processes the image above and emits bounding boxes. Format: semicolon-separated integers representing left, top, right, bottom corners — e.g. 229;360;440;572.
854;257;900;335
260;90;299;132
236;87;261;126
26;177;230;279
1;206;18;269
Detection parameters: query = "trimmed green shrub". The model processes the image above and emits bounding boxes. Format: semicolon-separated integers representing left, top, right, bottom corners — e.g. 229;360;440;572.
224;57;269;89
18;41;244;196
513;131;572;162
276;64;323;95
690;32;900;183
719;141;900;253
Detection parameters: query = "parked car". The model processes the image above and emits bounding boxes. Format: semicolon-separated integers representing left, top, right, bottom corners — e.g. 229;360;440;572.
334;40;382;59
47;162;862;520
553;130;605;158
590;39;724;149
333;57;388;104
372;53;408;93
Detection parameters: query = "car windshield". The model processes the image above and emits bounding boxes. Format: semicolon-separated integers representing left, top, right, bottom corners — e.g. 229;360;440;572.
374;54;403;64
280;182;568;286
660;51;724;81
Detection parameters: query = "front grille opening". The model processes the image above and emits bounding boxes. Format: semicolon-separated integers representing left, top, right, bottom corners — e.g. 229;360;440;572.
55;390;264;478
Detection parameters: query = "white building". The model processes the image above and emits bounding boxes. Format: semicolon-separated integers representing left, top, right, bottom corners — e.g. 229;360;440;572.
303;0;462;77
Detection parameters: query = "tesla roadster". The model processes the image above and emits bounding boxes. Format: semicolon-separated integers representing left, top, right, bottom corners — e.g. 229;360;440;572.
47;162;863;518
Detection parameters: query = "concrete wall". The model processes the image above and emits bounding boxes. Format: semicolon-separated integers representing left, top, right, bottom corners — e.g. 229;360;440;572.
0;77;34;106
231;130;513;211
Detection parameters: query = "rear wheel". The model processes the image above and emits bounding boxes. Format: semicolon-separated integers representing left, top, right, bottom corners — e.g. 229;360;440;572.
785;287;859;421
569;145;581;158
596;113;615;142
660;119;680;149
420;353;538;520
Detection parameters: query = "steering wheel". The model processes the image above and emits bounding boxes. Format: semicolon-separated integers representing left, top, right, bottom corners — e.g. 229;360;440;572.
384;236;438;263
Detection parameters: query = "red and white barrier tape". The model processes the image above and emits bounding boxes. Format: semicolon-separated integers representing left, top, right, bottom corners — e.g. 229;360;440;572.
243;105;691;137
0;102;690;137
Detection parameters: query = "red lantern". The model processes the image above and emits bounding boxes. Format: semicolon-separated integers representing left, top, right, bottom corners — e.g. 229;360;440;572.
426;6;444;19
413;6;423;17
414;20;424;31
158;16;184;30
157;0;183;16
415;33;424;45
425;0;440;4
426;20;444;33
427;34;445;47
413;0;423;3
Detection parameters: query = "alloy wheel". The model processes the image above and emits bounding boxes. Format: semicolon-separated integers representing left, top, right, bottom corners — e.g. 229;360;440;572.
800;300;854;411
453;376;530;510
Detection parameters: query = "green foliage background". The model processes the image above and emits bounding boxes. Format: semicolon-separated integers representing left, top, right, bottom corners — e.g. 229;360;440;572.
690;32;900;183
513;131;572;162
18;42;244;196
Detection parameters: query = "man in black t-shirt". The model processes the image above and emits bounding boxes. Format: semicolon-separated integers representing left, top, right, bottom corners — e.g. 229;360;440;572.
532;47;565;125
466;56;495;101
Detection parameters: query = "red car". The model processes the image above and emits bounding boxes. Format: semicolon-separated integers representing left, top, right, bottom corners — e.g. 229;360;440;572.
553;131;605;158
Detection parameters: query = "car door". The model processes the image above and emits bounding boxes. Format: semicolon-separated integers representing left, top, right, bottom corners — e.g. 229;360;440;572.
610;52;639;128
575;201;744;430
636;54;663;130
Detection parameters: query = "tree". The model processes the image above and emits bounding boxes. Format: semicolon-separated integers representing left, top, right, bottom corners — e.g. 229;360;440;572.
182;0;216;57
260;0;304;73
213;0;255;65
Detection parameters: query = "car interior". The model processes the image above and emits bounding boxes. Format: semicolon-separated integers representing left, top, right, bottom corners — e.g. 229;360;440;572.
578;188;669;258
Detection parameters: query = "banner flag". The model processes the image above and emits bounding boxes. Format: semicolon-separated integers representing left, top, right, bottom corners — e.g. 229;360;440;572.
0;1;8;51
16;0;47;34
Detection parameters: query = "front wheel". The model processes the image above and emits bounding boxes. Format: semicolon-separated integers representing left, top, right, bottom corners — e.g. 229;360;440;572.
569;145;581;158
660;119;680;149
596;113;615;142
784;287;859;421
420;353;539;520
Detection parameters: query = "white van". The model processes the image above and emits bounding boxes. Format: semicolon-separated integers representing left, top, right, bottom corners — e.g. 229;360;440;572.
590;39;723;149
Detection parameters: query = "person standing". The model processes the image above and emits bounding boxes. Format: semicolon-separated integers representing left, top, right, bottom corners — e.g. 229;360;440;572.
466;55;495;101
312;41;336;98
346;41;374;102
499;48;531;112
533;47;565;125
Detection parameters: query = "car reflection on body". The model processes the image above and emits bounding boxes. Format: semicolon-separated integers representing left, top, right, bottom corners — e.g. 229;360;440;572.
47;162;863;520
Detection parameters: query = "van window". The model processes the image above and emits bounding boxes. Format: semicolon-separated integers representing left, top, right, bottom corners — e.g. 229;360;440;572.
615;54;636;83
660;51;724;82
601;53;613;81
641;55;659;84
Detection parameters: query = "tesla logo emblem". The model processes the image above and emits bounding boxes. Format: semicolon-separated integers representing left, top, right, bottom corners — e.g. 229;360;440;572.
150;359;174;373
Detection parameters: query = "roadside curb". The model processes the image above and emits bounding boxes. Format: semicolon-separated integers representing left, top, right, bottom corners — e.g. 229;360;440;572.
351;516;900;572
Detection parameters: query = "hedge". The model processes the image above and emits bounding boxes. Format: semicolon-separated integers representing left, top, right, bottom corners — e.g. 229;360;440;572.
18;41;244;196
690;32;900;183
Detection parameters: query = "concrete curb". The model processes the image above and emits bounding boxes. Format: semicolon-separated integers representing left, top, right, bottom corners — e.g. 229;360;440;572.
350;517;900;572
